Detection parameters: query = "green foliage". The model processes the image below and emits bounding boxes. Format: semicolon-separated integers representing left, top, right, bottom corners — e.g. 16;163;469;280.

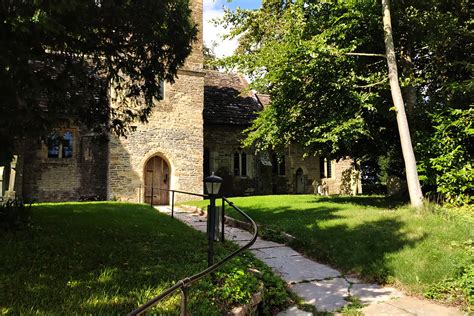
211;253;292;313
226;0;387;159
0;202;292;315
418;108;473;205
0;0;197;163
203;44;219;70
214;265;259;306
185;195;473;308
424;239;474;310
218;0;472;203
0;199;31;230
259;225;288;244
340;296;364;315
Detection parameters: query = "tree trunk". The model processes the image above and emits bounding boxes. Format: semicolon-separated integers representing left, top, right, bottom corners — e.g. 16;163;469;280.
400;47;416;115
382;0;423;207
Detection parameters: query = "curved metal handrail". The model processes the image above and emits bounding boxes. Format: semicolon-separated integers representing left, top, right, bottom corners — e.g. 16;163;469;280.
128;196;258;315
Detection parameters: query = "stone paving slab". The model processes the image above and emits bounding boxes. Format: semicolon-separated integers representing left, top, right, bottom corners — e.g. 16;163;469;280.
181;216;206;225
291;278;350;312
224;227;254;241
157;206;462;315
362;296;462;316
250;249;274;261
263;255;341;284
350;283;403;304
250;246;301;260
175;214;203;223
188;223;207;232
251;238;287;249
233;238;286;250
362;302;414;315
180;214;205;223
388;297;461;316
175;213;203;222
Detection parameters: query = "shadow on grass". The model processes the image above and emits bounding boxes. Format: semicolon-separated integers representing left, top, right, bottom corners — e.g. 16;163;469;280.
303;218;426;282
0;203;223;315
315;195;408;209
230;205;343;224
235;203;425;284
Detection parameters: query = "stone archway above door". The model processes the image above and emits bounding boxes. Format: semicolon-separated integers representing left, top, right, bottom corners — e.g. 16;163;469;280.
144;156;170;205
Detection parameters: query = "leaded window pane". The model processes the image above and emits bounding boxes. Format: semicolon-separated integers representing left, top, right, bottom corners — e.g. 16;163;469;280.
62;131;73;158
241;153;247;177
233;152;240;176
47;133;60;158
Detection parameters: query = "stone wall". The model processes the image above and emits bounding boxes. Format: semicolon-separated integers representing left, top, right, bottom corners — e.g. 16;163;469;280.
107;0;205;204
204;128;362;196
321;158;362;195
21;128;108;202
283;145;321;194
184;0;203;71
204;125;257;196
108;72;205;203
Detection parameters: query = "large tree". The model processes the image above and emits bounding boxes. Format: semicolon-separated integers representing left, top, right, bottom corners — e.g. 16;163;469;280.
382;0;423;206
218;0;472;204
0;0;197;164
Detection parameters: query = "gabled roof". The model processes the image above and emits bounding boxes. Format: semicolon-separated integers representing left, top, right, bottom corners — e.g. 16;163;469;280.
204;71;263;126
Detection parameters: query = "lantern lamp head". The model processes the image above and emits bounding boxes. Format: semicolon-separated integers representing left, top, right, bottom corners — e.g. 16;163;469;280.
204;172;223;195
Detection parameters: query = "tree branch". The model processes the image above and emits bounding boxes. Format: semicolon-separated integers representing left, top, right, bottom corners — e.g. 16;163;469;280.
346;52;386;58
354;78;387;88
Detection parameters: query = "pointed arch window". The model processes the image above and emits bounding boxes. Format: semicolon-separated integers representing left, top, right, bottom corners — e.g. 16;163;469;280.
47;131;74;159
319;157;333;178
62;131;73;158
47;132;61;158
233;150;248;177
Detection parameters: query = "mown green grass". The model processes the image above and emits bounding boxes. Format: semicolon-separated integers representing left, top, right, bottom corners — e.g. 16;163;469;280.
0;202;292;315
184;195;473;307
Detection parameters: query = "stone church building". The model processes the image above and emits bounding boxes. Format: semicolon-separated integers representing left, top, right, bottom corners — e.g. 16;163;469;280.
1;0;361;204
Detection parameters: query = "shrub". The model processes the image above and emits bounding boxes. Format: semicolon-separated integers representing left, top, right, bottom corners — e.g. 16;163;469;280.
424;239;474;311
209;254;292;313
418;108;473;205
362;183;387;195
0;198;31;230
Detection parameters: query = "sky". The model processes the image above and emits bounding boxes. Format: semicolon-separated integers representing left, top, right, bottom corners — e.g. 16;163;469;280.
203;0;261;58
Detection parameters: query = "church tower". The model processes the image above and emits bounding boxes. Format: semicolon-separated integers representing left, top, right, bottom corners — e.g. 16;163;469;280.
107;0;205;204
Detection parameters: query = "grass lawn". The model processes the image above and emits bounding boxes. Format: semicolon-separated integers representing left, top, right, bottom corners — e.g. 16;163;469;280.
184;195;474;308
0;202;292;315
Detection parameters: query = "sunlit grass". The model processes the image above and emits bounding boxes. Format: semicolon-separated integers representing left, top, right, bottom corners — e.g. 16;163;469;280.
0;202;291;315
184;195;473;304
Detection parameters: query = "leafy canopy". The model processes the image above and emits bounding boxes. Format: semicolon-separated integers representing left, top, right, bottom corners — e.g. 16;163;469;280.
218;0;472;203
0;0;197;163
220;0;393;159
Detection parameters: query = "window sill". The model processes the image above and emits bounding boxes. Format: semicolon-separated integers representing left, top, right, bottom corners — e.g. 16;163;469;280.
42;158;75;164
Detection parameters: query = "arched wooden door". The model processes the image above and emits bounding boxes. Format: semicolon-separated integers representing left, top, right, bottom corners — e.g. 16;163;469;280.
144;156;170;205
296;168;305;194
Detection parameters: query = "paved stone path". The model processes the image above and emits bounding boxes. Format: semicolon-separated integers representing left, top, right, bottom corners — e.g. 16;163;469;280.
156;206;462;315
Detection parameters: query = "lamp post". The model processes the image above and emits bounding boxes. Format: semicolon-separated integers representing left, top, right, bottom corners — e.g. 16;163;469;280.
204;172;223;267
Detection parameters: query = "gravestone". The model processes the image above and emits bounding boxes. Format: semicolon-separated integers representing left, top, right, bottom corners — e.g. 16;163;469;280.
4;156;18;200
0;166;4;199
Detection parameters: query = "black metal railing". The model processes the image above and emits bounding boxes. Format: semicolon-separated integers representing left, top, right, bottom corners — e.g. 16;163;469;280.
143;186;207;219
129;190;258;316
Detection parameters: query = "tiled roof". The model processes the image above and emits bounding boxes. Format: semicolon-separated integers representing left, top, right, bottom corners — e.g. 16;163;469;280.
204;71;263;125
